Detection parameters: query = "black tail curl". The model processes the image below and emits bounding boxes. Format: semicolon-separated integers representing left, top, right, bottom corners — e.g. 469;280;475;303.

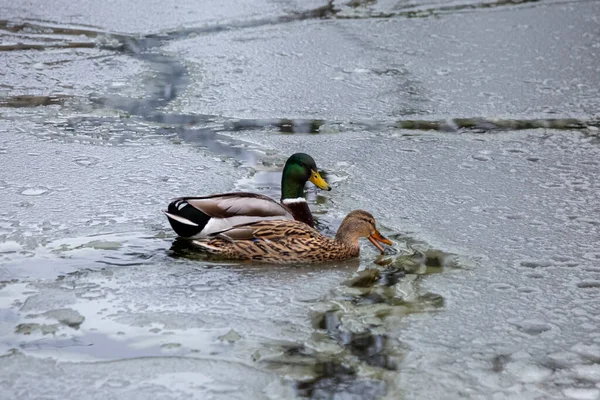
165;199;211;238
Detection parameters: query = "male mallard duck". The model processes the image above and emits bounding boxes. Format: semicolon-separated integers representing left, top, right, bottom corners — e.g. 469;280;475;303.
190;210;392;263
164;153;331;238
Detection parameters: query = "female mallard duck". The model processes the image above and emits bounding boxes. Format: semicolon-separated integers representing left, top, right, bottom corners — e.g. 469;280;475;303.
191;210;392;263
164;153;331;238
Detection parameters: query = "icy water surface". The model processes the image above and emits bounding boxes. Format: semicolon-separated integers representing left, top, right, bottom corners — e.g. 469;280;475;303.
1;0;600;399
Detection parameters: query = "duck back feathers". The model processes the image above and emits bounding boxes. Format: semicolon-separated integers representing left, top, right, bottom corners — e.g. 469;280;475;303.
164;192;293;238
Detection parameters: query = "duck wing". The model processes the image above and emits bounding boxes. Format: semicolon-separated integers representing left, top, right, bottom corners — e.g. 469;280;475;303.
164;192;293;238
183;193;291;218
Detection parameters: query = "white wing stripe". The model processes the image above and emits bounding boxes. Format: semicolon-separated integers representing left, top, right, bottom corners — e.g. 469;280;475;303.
164;212;199;226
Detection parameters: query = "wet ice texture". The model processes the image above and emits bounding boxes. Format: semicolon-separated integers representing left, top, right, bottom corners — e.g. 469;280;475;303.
0;118;246;277
0;351;286;399
166;1;600;120
1;0;600;399
0;0;326;34
232;128;600;398
0;255;353;398
0;48;147;100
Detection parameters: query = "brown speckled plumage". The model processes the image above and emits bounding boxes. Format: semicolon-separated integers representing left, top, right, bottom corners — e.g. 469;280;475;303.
191;210;392;264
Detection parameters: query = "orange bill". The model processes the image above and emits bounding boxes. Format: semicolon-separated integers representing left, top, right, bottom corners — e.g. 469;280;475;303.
309;170;331;191
368;230;392;254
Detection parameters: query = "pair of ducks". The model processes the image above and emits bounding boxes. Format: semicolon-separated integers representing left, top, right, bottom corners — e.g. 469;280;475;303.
164;153;391;263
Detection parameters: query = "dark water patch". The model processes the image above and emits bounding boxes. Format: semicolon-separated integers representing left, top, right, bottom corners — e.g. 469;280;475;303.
409;291;445;310
168;239;215;261
168;239;260;267
159;115;600;136
351;291;388;306
376;241;459;275
346;0;378;8
0;42;96;51
308;310;400;372
337;329;397;371
0;19;103;37
295;361;386;399
0;19;124;53
227;118;326;134
520;260;553;269
305;249;451;376
0;279;20;290
297;242;455;395
397;117;598;132
223;116;599;135
343;268;381;288
256;342;388;399
226;118;387;134
0;95;69;107
342;267;406;289
336;0;544;20
492;354;511;372
377;266;406;286
144;112;219;126
577;280;600;289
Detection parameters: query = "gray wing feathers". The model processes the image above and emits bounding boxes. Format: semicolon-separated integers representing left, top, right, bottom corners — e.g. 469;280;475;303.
186;194;292;218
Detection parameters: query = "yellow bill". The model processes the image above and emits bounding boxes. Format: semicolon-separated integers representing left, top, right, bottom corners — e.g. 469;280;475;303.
309;169;331;191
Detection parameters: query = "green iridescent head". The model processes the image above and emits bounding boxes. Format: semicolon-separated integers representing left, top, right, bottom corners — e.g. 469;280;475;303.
281;153;331;200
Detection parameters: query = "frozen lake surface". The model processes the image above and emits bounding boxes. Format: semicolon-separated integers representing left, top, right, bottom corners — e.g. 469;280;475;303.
1;0;599;398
